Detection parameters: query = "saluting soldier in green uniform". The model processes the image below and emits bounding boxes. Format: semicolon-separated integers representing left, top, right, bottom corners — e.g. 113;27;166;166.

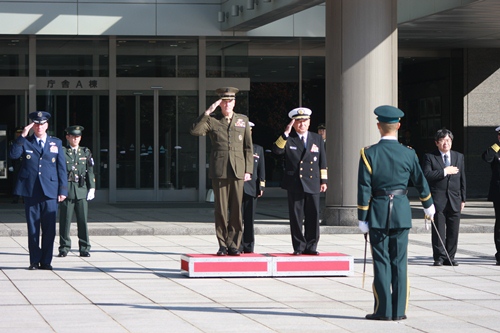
58;125;95;258
357;105;435;321
190;87;253;256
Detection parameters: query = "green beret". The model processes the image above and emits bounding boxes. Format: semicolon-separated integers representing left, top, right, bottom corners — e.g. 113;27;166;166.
374;105;404;123
65;125;84;136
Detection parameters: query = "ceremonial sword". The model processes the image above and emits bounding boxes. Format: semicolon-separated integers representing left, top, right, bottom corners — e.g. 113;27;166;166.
425;214;456;273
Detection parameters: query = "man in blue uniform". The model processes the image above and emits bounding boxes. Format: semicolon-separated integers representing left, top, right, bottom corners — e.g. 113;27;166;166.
272;107;327;255
357;105;435;321
240;121;266;253
10;111;68;270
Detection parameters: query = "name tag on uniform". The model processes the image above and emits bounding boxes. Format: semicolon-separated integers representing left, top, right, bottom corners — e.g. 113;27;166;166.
290;146;297;150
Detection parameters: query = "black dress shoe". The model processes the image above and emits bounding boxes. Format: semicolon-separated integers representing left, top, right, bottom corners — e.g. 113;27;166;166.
393;315;407;321
443;260;459;266
79;252;91;257
433;260;443;266
293;251;302;255
304;250;320;255
365;314;391;321
28;264;39;270
216;247;227;256
39;264;53;270
57;252;67;257
227;248;241;256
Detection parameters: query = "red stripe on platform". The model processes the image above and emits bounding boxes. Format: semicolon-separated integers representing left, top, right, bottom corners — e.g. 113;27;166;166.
194;261;269;272
181;259;189;271
277;260;350;272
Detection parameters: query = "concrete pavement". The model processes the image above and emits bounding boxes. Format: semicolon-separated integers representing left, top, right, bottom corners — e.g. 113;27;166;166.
1;197;499;332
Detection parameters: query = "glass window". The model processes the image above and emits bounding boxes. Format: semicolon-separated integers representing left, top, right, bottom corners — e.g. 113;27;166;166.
206;40;248;77
0;37;29;76
159;92;198;189
36;38;108;77
116;39;198;77
302;56;325;130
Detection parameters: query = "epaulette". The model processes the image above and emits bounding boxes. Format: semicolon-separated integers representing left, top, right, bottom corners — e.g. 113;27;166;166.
404;144;414;150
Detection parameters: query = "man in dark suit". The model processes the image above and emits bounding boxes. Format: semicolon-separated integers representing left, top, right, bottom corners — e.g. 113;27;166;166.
10;111;68;270
190;87;253;256
482;126;500;265
272;107;327;255
240;121;266;254
58;125;96;258
423;128;466;267
358;105;435;321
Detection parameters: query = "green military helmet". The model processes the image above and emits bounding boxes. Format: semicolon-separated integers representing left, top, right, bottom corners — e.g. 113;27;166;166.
65;125;84;136
374;105;404;124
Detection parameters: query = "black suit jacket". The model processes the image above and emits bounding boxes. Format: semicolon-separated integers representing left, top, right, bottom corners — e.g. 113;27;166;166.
272;131;327;194
423;149;466;212
244;144;266;197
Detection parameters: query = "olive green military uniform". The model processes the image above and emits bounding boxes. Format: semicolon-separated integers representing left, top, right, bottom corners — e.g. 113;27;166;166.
190;110;253;251
58;145;95;255
357;106;433;320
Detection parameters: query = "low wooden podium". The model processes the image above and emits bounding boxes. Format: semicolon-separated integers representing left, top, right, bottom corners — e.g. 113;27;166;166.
180;252;353;278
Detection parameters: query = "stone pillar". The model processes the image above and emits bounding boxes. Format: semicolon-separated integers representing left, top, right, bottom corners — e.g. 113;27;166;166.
323;0;398;226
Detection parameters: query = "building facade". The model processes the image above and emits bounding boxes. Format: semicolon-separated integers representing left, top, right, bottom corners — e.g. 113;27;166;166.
0;1;499;212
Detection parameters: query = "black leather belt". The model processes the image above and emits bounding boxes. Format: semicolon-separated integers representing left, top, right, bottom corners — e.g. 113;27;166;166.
372;189;407;235
372;189;408;197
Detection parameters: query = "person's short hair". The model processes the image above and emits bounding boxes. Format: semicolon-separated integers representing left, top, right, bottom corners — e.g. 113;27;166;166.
379;122;399;132
434;128;453;142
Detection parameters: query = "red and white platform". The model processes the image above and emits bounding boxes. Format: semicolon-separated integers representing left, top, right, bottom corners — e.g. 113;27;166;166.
180;252;353;278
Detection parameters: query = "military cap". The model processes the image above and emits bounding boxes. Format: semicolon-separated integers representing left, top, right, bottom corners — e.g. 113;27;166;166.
288;107;312;120
249;121;255;127
216;87;239;100
495;126;500;132
29;111;51;124
65;125;85;136
317;123;326;130
15;127;23;133
374;105;404;123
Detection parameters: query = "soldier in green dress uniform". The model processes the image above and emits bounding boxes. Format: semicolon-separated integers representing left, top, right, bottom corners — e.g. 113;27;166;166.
58;125;95;258
190;87;253;256
357;105;435;321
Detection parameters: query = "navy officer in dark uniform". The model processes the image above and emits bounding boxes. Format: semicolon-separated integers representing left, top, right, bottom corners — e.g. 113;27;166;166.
58;125;96;258
10;111;68;270
482;126;500;265
357;105;435;321
272;107;327;255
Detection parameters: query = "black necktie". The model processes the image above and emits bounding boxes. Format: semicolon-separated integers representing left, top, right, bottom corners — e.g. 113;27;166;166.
302;136;306;148
39;140;44;153
444;154;450;167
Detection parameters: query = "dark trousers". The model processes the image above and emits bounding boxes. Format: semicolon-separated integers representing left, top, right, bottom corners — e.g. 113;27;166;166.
241;192;257;252
369;228;409;319
286;190;320;253
494;201;500;262
432;201;460;262
24;195;58;266
59;198;90;253
212;178;244;250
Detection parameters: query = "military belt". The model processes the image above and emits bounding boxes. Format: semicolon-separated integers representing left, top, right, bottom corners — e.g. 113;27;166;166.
372;189;407;197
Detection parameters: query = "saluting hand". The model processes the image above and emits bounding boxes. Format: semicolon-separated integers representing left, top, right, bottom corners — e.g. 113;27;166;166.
21;122;34;137
205;99;222;116
284;119;295;136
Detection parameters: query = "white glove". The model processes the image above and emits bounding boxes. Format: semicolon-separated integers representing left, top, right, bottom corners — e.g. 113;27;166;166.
423;204;436;221
8;166;14;172
358;221;369;234
87;188;95;201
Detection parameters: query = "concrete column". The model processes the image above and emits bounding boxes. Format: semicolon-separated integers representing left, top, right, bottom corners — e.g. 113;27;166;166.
323;0;398;226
